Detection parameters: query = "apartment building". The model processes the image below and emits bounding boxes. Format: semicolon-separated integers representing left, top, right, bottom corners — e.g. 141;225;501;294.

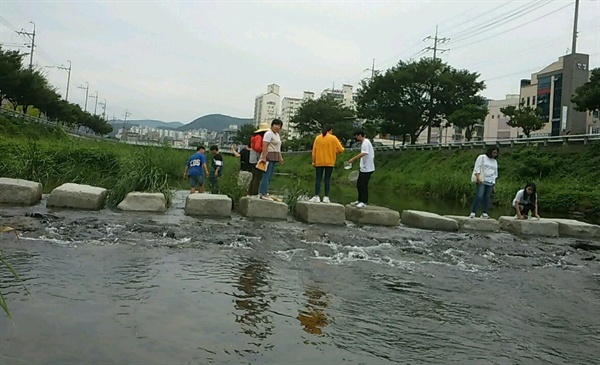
520;53;591;136
253;84;281;126
482;94;521;140
320;84;357;110
281;91;315;138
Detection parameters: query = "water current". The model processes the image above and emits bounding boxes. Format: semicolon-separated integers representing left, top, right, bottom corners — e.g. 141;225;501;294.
0;191;599;364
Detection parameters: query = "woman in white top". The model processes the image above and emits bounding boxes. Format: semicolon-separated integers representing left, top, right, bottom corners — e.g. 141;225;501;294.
513;182;540;219
469;146;499;218
258;119;284;200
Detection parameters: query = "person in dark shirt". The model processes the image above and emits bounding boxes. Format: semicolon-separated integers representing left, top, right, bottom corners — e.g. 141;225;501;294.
231;143;253;192
209;145;223;194
183;146;209;194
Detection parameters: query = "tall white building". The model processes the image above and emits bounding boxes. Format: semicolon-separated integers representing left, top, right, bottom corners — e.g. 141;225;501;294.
254;84;281;126
321;84;356;109
483;94;521;140
281;91;315;138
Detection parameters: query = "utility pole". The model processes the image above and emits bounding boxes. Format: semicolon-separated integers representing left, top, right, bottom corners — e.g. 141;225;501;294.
571;0;580;54
16;21;35;69
89;91;98;115
423;25;450;144
58;60;72;101
364;58;376;79
123;109;131;132
78;82;89;112
99;100;107;121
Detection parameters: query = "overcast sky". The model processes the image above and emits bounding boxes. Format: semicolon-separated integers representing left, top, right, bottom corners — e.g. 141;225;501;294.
1;1;598;124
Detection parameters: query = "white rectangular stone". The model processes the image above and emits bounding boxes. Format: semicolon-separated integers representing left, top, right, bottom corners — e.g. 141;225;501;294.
445;215;500;232
401;210;458;232
238;196;288;220
498;216;559;237
0;177;42;205
345;205;400;226
117;192;167;212
544;218;600;239
295;201;345;225
47;183;108;210
185;193;231;218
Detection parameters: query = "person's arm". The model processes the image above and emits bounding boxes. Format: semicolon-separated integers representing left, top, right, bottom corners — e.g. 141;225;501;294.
230;145;241;158
183;159;190;178
473;155;484;184
203;163;209;176
514;191;524;219
260;132;272;162
349;140;368;163
311;136;318;165
336;138;345;155
534;196;540;218
214;157;223;177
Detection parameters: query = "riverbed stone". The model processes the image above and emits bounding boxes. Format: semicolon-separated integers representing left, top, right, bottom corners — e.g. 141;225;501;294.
185;193;231;218
401;210;458;232
47;183;108;210
238;196;288;220
445;215;500;232
117;192;167;212
544;218;600;239
498;216;559;237
0;177;43;206
295;201;345;225
345;204;400;226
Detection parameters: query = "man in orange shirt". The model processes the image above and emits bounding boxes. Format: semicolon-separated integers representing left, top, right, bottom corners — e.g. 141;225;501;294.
309;125;345;203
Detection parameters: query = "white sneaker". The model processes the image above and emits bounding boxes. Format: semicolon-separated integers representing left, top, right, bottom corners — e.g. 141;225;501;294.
468;212;476;218
481;213;490;219
350;201;359;206
322;196;330;203
356;202;366;208
309;195;320;203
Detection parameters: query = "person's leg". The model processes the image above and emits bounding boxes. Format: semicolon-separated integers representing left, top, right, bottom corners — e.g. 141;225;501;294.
482;184;494;214
249;167;261;195
521;203;533;217
315;167;324;196
357;172;367;203
363;171;373;204
356;172;362;202
471;184;485;214
324;167;333;197
259;162;276;196
189;176;197;194
197;175;205;193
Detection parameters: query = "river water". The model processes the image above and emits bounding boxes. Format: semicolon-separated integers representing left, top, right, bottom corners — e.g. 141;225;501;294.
1;191;599;365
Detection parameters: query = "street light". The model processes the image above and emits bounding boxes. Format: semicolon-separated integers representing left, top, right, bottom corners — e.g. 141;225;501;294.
78;82;89;112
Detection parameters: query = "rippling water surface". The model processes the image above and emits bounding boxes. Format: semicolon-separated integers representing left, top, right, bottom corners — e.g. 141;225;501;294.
1;193;599;365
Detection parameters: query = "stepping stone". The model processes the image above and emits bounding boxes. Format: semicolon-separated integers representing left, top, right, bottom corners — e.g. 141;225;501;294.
401;210;458;232
498;216;559;237
238;196;288;220
445;215;500;232
117;192;167;212
295;201;345;225
185;193;231;218
543;218;600;239
0;177;43;206
345;204;400;226
47;183;108;210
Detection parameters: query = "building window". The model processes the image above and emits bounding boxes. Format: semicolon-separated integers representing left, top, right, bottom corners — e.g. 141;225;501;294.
532;96;536;105
527;97;530;106
491;115;494;119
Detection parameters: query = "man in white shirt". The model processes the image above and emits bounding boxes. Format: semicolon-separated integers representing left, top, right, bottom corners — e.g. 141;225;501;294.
347;130;375;208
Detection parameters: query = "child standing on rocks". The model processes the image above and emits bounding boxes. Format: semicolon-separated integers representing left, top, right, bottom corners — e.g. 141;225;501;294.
184;146;209;194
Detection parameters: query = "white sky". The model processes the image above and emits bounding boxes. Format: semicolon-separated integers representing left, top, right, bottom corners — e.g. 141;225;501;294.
1;0;598;123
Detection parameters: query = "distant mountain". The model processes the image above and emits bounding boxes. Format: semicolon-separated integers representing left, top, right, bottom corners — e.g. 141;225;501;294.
109;119;184;130
178;114;254;132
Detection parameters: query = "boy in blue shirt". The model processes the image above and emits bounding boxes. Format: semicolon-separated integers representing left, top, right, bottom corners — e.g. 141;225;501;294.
184;146;209;194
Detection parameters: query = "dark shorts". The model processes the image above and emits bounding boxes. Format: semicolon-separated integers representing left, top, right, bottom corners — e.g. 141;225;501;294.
189;174;205;187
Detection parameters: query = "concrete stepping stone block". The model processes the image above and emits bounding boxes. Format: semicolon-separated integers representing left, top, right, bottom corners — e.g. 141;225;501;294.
445;215;500;232
295;201;345;225
185;193;231;218
47;183;108;210
498;216;559;237
238;196;288;220
117;192;167;212
345;204;400;226
401;210;458;232
544;218;600;239
0;177;43;205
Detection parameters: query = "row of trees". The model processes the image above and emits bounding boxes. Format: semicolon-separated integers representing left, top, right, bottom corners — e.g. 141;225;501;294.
281;58;598;145
0;47;112;135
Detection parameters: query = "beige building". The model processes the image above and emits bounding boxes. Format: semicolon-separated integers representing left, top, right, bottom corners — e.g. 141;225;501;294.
254;84;280;126
321;84;357;109
520;53;591;136
482;94;521;140
281;91;315;139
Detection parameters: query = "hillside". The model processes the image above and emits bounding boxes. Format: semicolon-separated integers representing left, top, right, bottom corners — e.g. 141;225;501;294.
109;119;184;130
178;114;253;132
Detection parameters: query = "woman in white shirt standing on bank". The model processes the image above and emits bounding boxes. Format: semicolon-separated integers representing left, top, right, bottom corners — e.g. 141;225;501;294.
469;146;499;219
258;119;284;201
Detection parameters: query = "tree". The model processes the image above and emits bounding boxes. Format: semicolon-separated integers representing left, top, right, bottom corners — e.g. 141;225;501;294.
447;96;489;141
233;123;256;145
0;48;25;103
290;95;356;144
500;105;545;138
572;68;600;112
356;58;485;144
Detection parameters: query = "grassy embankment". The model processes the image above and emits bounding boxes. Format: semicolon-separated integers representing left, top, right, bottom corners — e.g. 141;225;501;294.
279;143;600;221
0;115;246;207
